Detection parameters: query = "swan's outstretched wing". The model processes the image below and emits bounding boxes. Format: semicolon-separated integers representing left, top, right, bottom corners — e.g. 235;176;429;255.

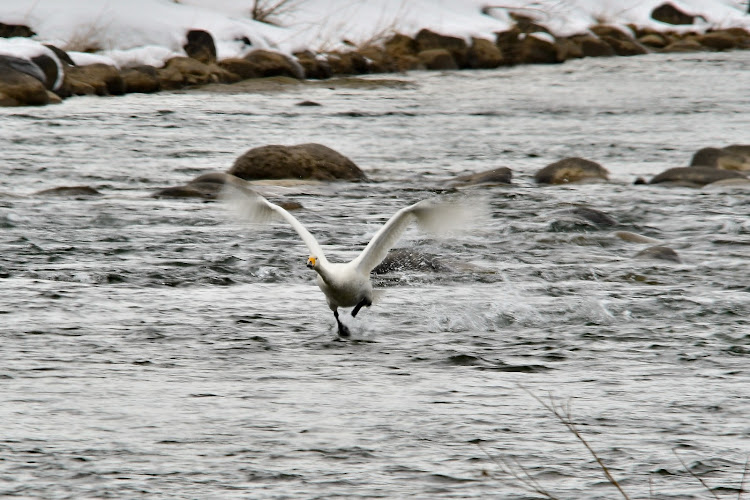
352;198;472;274
222;186;327;262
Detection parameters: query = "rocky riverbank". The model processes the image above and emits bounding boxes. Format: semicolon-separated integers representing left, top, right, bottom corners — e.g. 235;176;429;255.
1;2;750;107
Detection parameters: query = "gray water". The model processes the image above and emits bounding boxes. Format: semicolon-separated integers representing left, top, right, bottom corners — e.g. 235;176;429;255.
1;51;749;499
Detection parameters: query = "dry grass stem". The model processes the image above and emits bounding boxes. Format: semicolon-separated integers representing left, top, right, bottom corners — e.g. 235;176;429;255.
672;449;721;500
522;387;631;500
477;441;559;499
739;457;749;500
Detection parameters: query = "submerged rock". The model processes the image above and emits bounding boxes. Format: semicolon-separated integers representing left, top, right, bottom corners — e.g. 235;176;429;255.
228;143;367;181
153;172;249;199
549;206;617;231
613;231;661;244
649;166;746;187
634;245;681;263
372;248;448;274
691;145;750;171
534;157;609;184
451;167;512;186
35;186;102;197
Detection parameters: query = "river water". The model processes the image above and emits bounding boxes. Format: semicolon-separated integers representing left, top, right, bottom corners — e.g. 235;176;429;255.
1;51;749;499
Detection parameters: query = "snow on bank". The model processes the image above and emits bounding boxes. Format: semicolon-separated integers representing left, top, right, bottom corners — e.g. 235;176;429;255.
1;0;749;68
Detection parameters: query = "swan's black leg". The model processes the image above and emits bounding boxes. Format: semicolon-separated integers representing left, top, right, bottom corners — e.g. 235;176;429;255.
351;298;372;318
334;310;350;338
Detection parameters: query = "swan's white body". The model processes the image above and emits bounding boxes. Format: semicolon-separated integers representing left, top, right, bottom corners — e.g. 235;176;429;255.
224;187;468;336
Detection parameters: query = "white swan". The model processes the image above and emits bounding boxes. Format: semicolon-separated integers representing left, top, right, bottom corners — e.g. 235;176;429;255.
223;186;472;337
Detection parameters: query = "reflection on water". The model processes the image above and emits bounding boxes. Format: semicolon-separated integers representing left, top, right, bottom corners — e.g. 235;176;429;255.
1;51;749;499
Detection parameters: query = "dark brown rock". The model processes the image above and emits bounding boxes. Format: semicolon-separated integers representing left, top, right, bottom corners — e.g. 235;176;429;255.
518;34;560;64
468;38;504;68
35;186;101;196
509;14;551;34
634;246;681;263
638;33;669;48
218;58;261;80
452;167;512;186
651;3;696;25
661;39;703;52
599;36;648;56
691;147;750;171
158;57;214;89
0;23;35;38
385;33;418;57
417;49;458;70
121;65;161;93
184;29;216;64
244;50;304;79
293;51;333;79
696;31;741;50
570;35;616;57
66;63;125;95
29;54;60;90
0;59;49;106
535;158;609;184
649;166;746;186
372;248;448;274
326;51;371;75
495;27;522;64
415;29;468;68
228;143;367;181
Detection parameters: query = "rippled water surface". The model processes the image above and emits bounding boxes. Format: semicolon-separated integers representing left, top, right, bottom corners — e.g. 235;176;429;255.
1;51;749;499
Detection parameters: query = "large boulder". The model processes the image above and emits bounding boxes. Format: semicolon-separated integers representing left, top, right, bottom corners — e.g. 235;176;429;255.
66;63;125;95
691;146;750;171
649;166;747;187
451;167;512;186
383;33;420;71
121;65;161;93
228;144;367;181
651;3;697;25
158;57;214;89
0;58;49;106
244;50;304;79
0;23;35;38
326;51;371;75
293;51;333;79
569;34;616;57
183;29;216;64
218;58;261;80
634;246;681;263
415;29;469;68
467;37;503;68
518;33;560;64
534;158;609;184
590;26;648;56
417;49;458;70
696;30;748;50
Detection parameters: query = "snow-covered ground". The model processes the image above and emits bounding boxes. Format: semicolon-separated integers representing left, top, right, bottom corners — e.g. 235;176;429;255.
1;0;749;69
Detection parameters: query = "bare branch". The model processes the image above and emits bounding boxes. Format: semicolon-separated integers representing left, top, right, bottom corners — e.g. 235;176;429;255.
521;386;631;500
738;456;749;500
672;449;721;500
477;441;560;499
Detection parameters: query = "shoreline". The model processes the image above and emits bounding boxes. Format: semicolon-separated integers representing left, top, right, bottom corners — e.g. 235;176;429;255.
1;15;750;107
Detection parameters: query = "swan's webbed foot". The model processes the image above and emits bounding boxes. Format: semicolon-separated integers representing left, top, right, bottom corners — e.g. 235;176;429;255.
334;310;351;338
351;297;372;318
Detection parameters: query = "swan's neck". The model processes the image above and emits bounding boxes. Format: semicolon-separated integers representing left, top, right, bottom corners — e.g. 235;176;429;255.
314;262;335;285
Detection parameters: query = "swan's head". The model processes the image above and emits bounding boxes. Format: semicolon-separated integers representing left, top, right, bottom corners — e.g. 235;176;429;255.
306;256;317;269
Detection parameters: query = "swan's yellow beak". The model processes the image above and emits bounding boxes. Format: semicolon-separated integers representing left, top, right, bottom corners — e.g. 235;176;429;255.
306;256;316;269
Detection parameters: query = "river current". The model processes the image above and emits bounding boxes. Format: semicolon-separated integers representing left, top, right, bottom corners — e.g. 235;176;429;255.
1;51;749;499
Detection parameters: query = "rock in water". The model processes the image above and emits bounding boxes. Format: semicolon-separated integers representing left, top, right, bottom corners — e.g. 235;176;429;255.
228;144;367;181
534;157;609;184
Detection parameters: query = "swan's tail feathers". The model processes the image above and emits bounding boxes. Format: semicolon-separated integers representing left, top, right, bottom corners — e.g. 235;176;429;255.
220;184;280;225
411;196;487;236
